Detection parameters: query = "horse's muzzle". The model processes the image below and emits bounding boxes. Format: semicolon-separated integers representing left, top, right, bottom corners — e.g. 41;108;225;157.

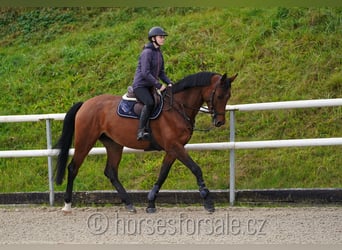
213;117;225;127
212;111;226;127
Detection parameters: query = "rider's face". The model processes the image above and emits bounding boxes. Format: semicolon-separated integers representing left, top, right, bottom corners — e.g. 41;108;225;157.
154;35;166;46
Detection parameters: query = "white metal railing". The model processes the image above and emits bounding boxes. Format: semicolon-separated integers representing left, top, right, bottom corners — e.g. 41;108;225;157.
1;98;342;206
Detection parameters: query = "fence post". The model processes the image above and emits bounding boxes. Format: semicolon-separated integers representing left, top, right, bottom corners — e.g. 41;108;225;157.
45;119;54;206
229;110;236;205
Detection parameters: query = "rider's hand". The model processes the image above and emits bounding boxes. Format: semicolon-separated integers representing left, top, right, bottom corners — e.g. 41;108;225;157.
160;85;167;92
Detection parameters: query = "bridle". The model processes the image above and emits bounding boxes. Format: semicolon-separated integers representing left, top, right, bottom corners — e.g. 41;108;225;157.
206;81;227;119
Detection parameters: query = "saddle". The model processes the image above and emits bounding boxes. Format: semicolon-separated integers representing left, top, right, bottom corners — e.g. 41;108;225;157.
117;86;163;119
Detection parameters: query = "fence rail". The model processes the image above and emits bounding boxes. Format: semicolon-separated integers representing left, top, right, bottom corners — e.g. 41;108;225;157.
1;98;342;206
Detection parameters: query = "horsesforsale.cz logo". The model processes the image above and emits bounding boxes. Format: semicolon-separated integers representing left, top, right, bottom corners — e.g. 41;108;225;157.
87;212;109;235
86;212;267;236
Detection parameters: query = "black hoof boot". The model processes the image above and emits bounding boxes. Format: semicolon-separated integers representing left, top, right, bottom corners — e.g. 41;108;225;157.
146;207;157;213
204;192;215;213
146;200;157;213
200;187;215;213
125;204;137;213
204;198;215;213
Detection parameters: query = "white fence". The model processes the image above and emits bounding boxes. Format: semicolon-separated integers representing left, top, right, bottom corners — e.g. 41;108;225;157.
1;98;342;206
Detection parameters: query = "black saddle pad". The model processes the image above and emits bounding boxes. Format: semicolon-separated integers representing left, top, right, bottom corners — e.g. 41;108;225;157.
117;97;163;119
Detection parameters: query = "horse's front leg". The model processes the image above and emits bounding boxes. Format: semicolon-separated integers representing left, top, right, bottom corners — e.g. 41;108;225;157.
176;148;215;213
146;153;176;213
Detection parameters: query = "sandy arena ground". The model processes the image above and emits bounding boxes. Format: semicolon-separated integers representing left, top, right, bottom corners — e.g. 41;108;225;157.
0;205;341;244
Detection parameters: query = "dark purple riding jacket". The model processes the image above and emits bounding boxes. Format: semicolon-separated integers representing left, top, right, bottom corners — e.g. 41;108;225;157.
132;42;172;90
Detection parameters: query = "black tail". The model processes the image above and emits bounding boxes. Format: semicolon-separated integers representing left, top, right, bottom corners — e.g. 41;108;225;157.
55;102;83;185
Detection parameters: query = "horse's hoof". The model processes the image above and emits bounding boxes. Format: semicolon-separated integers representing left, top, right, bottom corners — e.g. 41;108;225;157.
62;210;72;215
62;202;72;214
205;206;215;214
204;200;215;213
146;207;157;213
125;204;137;213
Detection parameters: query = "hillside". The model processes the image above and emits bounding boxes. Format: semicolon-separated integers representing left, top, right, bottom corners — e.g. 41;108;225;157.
0;7;341;193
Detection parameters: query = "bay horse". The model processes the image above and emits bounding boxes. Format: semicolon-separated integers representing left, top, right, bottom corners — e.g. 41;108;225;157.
55;71;237;213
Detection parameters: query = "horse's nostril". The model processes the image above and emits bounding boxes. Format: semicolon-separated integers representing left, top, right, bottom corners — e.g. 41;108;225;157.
215;120;225;127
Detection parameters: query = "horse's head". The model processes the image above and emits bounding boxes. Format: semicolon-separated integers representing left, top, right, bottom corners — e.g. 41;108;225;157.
206;73;238;127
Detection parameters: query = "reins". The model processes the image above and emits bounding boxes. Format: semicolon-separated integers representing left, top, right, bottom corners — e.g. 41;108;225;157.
162;82;224;132
163;89;193;123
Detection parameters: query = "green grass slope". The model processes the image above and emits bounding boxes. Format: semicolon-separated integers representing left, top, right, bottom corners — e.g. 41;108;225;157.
0;7;341;193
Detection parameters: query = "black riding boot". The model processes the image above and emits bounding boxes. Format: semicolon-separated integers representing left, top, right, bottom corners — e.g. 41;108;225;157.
137;105;151;141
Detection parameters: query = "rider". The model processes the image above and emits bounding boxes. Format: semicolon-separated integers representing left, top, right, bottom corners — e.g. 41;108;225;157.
132;26;173;141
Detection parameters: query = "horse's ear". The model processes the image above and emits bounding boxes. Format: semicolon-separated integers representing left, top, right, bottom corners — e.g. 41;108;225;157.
229;73;238;83
220;73;227;82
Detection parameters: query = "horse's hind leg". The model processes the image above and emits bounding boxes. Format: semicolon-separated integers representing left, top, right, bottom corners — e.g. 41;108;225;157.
101;135;136;213
62;131;98;213
62;158;78;212
62;149;89;213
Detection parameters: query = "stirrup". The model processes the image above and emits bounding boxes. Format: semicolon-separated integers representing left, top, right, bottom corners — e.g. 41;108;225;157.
137;129;150;141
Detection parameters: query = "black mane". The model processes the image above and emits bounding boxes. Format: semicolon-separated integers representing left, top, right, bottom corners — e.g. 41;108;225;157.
172;72;217;94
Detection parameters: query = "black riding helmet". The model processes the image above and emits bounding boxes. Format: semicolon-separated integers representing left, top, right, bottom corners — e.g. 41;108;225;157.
148;26;168;42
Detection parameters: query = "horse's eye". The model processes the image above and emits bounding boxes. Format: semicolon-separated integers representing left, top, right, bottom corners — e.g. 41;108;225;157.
217;95;224;100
